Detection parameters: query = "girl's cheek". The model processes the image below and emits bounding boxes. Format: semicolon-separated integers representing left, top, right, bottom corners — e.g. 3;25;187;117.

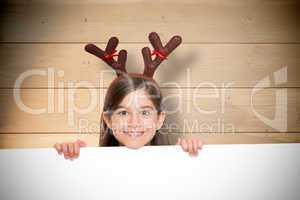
143;118;157;126
143;124;156;133
111;119;127;130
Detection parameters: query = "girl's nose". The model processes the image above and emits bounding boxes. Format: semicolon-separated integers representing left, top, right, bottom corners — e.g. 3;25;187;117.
128;112;142;127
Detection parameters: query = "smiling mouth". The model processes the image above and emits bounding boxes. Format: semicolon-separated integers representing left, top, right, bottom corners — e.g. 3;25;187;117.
124;131;145;137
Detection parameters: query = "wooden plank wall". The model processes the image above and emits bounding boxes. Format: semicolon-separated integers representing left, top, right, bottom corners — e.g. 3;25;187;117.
0;0;300;148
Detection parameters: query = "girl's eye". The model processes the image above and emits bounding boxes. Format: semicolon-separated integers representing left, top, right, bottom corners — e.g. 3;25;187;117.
117;110;128;116
141;110;151;116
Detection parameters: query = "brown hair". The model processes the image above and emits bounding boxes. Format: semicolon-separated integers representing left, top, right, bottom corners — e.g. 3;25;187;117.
99;73;164;146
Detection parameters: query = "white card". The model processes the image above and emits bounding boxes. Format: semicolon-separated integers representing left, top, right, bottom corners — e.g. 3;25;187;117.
1;144;300;200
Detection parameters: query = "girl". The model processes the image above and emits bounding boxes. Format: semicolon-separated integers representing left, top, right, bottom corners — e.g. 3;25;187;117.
54;32;204;160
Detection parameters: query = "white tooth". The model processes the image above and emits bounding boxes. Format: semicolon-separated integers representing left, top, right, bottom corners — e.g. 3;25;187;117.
125;131;143;137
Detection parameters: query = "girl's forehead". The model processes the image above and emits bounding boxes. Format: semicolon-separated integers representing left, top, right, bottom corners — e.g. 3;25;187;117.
118;90;155;109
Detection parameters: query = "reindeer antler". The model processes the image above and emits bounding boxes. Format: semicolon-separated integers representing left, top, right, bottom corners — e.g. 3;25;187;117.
142;32;182;77
85;37;127;76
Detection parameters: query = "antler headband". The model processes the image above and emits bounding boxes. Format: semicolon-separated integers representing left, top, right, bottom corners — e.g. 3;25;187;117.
84;32;182;78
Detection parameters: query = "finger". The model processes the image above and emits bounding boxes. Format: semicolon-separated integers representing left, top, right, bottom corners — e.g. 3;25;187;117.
68;143;74;158
192;139;199;157
187;139;194;156
54;143;62;155
176;138;181;145
198;139;204;150
77;139;87;147
181;139;188;152
74;141;80;158
62;143;69;159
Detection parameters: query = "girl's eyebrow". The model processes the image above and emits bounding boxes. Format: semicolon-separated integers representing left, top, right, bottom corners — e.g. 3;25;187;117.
115;105;127;110
115;105;154;110
139;105;155;110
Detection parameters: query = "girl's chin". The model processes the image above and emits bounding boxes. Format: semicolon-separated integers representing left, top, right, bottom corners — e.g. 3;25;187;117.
125;143;144;149
123;140;149;149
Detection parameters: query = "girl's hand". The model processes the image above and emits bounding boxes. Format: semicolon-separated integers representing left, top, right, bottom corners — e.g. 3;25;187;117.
53;139;87;160
176;137;204;157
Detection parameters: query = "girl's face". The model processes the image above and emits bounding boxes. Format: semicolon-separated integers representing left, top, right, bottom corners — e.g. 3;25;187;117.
103;89;166;149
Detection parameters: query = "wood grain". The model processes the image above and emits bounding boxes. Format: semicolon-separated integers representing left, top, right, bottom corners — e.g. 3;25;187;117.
0;133;100;148
1;133;299;148
1;0;300;43
1;0;299;148
0;44;299;88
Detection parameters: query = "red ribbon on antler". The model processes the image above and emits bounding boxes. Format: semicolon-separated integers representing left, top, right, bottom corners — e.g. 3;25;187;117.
104;50;118;60
151;50;167;60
